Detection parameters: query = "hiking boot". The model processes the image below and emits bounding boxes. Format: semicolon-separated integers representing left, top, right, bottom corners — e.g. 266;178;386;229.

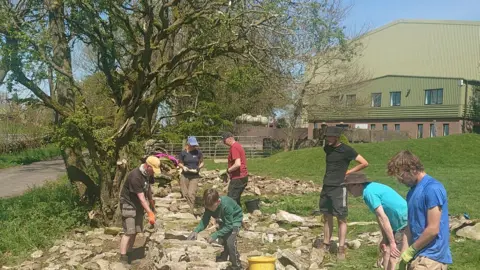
216;255;228;262
119;254;131;268
337;245;346;261
313;238;330;252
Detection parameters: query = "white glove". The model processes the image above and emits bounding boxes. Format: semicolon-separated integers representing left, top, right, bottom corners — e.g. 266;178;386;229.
184;167;199;173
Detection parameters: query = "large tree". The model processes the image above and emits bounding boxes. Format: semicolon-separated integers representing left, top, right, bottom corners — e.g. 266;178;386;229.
278;0;370;150
0;0;288;223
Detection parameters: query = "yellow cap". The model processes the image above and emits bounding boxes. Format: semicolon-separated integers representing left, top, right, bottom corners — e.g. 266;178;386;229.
146;156;161;177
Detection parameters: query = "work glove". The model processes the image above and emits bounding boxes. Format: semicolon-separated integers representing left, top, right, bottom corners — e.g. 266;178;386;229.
187;231;198;240
219;169;229;183
147;211;156;225
400;245;417;266
207;236;216;244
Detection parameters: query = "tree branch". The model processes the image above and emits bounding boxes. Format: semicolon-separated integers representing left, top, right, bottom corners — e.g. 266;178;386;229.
14;71;70;117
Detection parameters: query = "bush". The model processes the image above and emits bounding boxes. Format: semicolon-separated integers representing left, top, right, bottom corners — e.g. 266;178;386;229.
0;177;88;265
0;144;61;169
339;133;350;145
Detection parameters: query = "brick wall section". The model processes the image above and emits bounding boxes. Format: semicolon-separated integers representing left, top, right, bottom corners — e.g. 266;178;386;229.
234;124;308;140
308;119;463;139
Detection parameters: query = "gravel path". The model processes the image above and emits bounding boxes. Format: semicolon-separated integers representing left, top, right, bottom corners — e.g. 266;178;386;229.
0;159;66;198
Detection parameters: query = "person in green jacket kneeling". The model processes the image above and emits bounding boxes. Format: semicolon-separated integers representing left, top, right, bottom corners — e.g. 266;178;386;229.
187;188;243;270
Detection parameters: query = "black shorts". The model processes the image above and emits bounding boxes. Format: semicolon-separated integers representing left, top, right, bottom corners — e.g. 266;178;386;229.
319;185;348;219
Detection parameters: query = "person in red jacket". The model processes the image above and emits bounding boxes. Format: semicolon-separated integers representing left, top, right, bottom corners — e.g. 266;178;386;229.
221;132;248;206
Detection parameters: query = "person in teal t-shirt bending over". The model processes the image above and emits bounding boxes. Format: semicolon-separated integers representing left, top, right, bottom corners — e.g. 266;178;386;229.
345;172;408;270
187;188;243;270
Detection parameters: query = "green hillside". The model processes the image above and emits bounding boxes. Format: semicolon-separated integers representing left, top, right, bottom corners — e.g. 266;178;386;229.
247;134;480;217
242;134;480;269
249;134;480;180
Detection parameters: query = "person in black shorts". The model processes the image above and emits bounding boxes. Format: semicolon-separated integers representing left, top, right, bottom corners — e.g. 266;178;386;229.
314;126;369;260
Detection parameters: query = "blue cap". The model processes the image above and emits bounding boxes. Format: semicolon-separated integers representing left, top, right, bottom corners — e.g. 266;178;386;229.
187;136;199;146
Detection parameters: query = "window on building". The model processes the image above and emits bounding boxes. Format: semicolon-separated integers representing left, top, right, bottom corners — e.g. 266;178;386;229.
443;124;449;136
371;93;382;107
390;91;401;106
395;124;400;131
330;95;341;104
425;89;443;105
382;124;388;130
430;123;436;137
314;122;318;129
346;94;356;106
370;124;376;130
417;124;423;138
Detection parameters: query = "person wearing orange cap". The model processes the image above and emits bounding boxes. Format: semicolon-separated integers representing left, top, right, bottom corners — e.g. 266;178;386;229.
119;156;161;265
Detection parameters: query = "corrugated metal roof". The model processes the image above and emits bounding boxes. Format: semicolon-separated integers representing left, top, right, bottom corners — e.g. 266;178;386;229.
356;19;480;81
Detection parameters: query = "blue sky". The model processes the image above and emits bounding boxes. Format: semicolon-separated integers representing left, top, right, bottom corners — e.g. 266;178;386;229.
343;0;480;35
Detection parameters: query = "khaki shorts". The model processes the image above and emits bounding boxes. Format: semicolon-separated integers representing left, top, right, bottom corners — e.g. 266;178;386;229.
409;256;448;270
121;203;144;235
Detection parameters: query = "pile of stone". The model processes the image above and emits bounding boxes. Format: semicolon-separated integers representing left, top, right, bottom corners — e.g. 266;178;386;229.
198;170;320;196
450;215;480;241
240;210;371;270
244;176;319;196
3;227;129;270
12;174;480;270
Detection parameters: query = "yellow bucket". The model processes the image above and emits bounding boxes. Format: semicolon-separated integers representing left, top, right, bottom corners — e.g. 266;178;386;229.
248;256;276;270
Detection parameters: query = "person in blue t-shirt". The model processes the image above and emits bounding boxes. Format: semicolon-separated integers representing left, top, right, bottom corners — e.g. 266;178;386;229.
345;172;408;270
387;150;452;270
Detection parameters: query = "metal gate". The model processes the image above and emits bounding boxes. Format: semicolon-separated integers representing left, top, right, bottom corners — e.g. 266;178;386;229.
159;136;273;159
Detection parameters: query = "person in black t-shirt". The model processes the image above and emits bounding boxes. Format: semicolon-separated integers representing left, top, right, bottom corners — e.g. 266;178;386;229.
178;136;204;211
119;156;161;265
314;126;369;261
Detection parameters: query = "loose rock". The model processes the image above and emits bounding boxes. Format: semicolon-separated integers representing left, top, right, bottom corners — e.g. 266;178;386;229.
456;223;480;240
104;227;122;236
277;210;305;225
30;250;43;259
347;239;362;250
277;249;310;270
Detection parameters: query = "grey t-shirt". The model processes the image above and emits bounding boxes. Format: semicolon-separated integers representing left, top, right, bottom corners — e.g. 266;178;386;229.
178;149;203;174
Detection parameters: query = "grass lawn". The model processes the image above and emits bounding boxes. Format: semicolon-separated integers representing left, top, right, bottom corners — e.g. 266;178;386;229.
0;177;88;266
0;144;61;169
205;134;480;269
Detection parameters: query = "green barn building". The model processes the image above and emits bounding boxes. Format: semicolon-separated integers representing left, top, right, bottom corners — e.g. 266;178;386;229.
307;20;480;139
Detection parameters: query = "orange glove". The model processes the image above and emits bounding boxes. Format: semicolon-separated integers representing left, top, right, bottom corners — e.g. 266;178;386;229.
147;211;156;225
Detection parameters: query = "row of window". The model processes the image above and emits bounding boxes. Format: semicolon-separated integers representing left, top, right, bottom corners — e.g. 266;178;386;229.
370;123;450;137
371;89;443;107
332;89;444;107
